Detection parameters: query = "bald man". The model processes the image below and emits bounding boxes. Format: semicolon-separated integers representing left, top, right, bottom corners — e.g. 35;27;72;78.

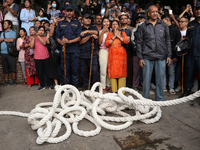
136;5;171;101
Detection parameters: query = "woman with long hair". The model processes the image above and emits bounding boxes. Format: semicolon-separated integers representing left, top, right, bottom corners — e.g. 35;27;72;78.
20;0;37;36
47;0;60;24
37;8;49;21
105;20;129;93
16;28;27;85
22;27;39;88
98;17;111;93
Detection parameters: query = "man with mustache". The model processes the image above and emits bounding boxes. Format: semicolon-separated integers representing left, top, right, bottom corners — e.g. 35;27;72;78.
137;5;171;101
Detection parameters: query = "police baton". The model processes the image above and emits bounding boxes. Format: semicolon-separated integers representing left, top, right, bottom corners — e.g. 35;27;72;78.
63;36;67;85
88;37;94;90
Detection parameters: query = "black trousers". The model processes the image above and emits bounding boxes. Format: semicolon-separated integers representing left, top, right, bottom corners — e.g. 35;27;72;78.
80;56;99;87
35;58;51;87
126;56;133;87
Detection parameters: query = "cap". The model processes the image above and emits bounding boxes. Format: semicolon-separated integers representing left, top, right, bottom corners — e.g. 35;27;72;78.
119;12;129;19
83;14;92;19
196;2;200;8
136;14;145;20
65;4;74;10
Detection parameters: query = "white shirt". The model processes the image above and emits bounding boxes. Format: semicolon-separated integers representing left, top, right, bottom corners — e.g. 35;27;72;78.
180;29;187;38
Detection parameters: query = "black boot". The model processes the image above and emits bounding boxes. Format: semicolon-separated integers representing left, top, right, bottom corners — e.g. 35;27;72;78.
179;88;191;98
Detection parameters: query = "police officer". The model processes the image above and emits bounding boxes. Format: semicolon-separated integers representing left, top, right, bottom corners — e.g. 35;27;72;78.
180;3;200;98
79;14;99;89
56;4;82;87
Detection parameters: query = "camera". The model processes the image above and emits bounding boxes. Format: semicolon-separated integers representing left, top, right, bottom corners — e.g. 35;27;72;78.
187;4;191;8
164;6;170;10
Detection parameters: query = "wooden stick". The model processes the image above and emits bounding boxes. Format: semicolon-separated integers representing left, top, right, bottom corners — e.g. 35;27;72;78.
88;38;94;90
63;36;67;85
182;55;184;94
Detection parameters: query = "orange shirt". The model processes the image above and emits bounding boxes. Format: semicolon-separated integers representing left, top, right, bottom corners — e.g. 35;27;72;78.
105;31;129;78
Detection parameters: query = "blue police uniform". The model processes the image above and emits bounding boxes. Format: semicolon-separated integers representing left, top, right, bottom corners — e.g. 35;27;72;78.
79;25;99;87
56;18;82;85
185;19;200;89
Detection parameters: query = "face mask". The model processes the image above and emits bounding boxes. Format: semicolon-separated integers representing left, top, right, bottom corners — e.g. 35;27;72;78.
52;4;57;8
138;21;144;27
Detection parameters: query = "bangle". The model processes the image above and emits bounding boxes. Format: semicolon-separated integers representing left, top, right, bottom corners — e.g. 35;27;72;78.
111;38;114;41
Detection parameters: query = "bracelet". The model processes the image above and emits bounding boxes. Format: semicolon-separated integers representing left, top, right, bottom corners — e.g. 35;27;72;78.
111;38;114;41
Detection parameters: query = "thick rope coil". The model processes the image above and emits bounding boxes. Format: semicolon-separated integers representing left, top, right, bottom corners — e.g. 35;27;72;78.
0;82;198;144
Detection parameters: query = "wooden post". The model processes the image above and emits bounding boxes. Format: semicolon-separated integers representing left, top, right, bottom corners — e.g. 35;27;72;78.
88;38;94;90
63;36;67;85
182;55;184;94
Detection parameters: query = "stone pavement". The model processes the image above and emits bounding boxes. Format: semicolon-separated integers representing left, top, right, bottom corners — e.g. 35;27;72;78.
0;84;200;150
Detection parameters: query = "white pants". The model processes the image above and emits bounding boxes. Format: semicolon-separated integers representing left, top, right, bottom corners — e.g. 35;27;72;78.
99;49;110;89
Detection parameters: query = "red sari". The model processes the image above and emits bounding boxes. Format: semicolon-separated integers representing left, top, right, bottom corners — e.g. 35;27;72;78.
105;31;129;78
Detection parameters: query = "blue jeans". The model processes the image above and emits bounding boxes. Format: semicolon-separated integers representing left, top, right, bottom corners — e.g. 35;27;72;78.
143;59;166;101
164;60;176;89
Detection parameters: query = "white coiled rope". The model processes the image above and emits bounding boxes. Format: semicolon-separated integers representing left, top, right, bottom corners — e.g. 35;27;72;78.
0;82;199;144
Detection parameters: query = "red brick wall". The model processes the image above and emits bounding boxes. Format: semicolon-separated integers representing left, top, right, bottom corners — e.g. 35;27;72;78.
0;58;25;84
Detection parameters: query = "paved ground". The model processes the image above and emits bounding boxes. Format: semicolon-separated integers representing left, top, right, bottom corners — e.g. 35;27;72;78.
0;84;200;150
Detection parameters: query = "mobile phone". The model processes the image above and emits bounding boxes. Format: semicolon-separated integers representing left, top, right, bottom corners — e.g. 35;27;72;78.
55;13;59;18
33;26;38;33
48;1;51;5
169;10;172;14
46;28;50;33
164;6;170;10
140;10;145;13
187;4;191;8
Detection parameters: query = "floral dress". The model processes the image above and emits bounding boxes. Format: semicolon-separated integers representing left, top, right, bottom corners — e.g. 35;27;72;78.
22;36;37;77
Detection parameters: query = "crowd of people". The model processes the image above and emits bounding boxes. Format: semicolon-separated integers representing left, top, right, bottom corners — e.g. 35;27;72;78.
0;0;199;101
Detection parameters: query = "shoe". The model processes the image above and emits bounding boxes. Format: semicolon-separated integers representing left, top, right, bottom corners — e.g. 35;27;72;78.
164;89;167;92
27;85;31;88
169;89;176;95
38;86;45;91
12;80;16;86
54;85;61;91
175;86;181;92
133;88;138;91
179;88;191;98
103;89;107;94
49;85;54;90
3;81;9;87
106;87;111;92
150;83;156;90
150;90;154;95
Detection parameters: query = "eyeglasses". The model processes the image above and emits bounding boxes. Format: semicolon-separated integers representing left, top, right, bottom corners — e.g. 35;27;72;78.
121;17;128;20
179;21;188;23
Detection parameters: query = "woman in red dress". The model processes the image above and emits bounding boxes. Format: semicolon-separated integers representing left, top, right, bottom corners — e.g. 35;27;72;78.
105;20;129;93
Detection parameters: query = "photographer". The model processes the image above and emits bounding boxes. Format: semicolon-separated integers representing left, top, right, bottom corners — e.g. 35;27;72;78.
179;4;194;21
47;0;60;24
105;0;120;21
83;0;100;17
